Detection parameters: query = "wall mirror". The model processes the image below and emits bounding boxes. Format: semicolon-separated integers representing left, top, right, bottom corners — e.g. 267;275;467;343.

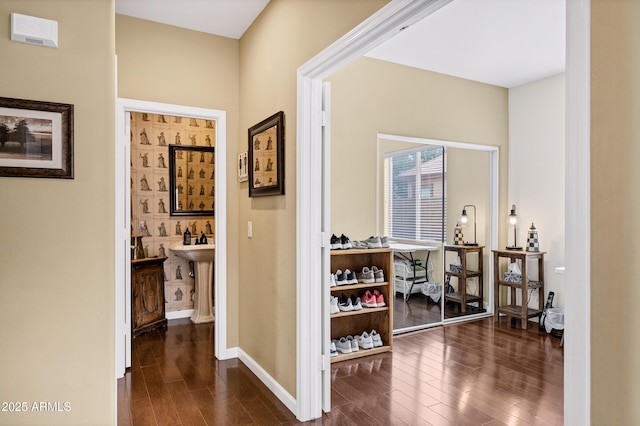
169;145;215;216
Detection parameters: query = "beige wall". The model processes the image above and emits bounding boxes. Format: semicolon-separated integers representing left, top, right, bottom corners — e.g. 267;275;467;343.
328;57;506;308
328;57;508;242
0;1;116;424
116;14;241;346
238;0;388;396
591;1;640;423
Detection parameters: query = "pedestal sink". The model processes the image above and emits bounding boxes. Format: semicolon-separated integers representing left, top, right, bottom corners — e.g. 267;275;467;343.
169;242;215;324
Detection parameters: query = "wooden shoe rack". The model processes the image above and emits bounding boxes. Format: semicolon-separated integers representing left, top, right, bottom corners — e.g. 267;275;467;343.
330;248;393;362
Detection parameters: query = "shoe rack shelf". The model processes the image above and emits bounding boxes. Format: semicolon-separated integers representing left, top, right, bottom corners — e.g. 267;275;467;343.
330;248;393;363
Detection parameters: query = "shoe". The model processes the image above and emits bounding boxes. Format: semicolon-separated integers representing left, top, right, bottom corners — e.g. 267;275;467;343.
335;337;352;354
351;240;369;249
350;294;363;311
330;296;340;314
371;266;384;283
335;269;348;286
345;269;358;284
338;295;354;312
330;273;337;287
357;332;374;349
330;340;338;357
356;267;375;284
361;290;377;308
346;335;359;352
380;236;390;248
340;234;352;250
373;289;386;307
330;234;342;250
370;330;383;347
364;236;382;249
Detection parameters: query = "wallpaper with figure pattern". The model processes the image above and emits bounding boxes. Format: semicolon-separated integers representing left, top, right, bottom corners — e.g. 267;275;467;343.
130;112;215;313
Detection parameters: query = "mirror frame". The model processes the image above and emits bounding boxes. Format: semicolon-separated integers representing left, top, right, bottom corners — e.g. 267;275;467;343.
168;144;215;217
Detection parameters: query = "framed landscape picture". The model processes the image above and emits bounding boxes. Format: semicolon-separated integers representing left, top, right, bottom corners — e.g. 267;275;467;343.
0;97;74;179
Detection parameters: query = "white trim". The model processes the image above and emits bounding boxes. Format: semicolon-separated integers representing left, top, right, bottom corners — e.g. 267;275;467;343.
238;349;297;415
165;309;194;320
565;0;590;424
321;81;332;413
114;98;230;372
296;1;455;421
379;133;498;152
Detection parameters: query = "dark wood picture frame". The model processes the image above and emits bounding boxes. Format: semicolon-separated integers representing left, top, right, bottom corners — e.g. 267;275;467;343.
0;97;73;179
248;111;284;197
168;145;215;217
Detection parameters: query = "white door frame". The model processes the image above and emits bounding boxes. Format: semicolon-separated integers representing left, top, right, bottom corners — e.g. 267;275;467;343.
296;0;590;423
115;98;230;379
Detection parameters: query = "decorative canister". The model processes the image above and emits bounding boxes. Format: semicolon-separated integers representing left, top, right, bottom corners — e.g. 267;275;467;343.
454;223;464;245
526;223;540;252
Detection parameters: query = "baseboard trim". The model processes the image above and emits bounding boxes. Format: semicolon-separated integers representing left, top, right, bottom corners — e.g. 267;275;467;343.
219;346;239;360
165;309;194;320
238;349;297;416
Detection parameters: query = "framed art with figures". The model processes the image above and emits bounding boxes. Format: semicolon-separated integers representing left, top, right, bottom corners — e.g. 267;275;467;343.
248;111;284;197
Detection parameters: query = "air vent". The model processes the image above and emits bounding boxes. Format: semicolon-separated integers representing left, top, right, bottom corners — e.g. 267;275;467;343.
11;13;58;48
25;37;44;45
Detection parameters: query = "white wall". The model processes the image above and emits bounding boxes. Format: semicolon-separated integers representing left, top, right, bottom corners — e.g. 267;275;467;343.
508;73;565;308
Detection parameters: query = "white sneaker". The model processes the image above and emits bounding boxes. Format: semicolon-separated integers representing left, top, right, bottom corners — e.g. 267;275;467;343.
371;329;383;347
336;337;352;354
330;273;337;287
330;296;340;315
347;335;359;352
380;236;390;248
330;341;338;357
357;332;374;350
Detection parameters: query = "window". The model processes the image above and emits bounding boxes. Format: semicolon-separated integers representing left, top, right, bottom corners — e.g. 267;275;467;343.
383;146;446;242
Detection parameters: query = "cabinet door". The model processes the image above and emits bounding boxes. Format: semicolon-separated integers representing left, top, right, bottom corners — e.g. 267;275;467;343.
132;265;165;329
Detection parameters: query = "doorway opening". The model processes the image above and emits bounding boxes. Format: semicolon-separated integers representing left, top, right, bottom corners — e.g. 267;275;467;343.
115;98;229;378
296;0;589;423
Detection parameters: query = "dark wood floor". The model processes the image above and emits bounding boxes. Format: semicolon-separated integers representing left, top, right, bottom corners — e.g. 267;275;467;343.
393;293;488;331
118;317;563;425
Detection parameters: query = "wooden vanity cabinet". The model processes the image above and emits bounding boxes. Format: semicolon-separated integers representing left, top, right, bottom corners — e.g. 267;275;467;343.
132;257;168;337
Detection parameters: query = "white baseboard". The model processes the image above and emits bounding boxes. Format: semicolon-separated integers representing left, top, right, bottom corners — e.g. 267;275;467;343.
165;309;194;320
238;349;297;416
219;346;239;360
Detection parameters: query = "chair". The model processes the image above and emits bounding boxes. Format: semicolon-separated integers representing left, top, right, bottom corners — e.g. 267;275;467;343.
394;257;433;300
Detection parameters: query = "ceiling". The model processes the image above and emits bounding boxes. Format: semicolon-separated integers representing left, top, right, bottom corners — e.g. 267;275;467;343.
115;0;565;89
115;0;270;40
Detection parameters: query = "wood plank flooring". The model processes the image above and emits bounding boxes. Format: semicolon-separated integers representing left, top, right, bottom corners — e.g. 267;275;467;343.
118;317;563;425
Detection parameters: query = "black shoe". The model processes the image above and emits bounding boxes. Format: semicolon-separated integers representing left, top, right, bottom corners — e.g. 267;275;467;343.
330;234;342;250
340;234;352;249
